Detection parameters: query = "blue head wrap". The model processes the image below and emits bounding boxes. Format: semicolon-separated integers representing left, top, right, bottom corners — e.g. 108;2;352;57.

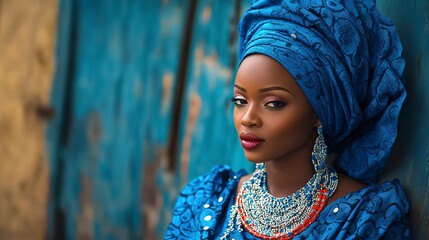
238;0;406;184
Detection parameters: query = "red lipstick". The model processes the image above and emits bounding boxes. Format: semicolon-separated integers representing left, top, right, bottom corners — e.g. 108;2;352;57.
239;133;265;151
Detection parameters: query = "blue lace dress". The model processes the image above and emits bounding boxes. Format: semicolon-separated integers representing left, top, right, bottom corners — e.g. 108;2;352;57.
165;165;411;239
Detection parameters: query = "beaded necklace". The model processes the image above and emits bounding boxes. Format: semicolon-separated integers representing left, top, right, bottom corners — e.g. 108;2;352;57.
220;127;338;239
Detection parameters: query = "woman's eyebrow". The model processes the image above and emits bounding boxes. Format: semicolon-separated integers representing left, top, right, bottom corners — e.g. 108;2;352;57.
234;84;247;92
235;84;293;95
259;86;292;95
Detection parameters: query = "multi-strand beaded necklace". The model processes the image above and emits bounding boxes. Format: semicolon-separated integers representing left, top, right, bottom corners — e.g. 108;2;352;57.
221;127;338;239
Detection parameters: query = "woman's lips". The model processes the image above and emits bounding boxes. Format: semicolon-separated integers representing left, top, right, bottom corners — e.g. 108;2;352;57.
239;133;265;151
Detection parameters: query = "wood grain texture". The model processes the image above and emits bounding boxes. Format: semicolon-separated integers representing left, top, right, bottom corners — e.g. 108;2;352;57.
377;0;429;239
47;0;190;239
0;0;57;239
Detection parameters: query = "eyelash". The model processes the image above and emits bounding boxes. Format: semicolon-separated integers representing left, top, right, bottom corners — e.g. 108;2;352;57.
265;100;286;109
230;97;286;110
231;97;247;107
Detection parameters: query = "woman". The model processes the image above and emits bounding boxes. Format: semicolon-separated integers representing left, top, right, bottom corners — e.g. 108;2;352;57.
165;0;411;239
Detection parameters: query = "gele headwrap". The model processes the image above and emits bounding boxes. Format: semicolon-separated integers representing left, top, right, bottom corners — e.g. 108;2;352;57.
238;0;406;184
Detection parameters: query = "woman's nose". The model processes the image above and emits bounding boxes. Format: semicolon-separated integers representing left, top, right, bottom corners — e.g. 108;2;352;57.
241;105;262;128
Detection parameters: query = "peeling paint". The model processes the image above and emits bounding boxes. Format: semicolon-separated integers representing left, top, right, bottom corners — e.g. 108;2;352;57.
192;46;205;81
162;73;173;114
203;53;233;82
195;46;204;63
202;6;212;22
193;45;233;87
86;111;101;147
180;92;201;181
142;149;162;240
77;176;94;240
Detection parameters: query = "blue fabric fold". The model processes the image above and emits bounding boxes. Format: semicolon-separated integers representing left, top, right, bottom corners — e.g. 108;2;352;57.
238;0;406;184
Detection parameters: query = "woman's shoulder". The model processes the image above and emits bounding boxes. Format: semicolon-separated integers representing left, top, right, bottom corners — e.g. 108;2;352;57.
179;165;247;197
327;173;367;205
310;179;411;239
327;178;410;221
165;165;247;239
329;173;409;213
344;178;410;215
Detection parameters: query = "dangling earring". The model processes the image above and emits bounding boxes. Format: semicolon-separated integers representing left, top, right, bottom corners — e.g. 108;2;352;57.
312;125;328;172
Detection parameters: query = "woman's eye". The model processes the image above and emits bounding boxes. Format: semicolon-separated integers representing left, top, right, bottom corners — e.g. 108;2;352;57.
265;100;286;109
231;97;247;107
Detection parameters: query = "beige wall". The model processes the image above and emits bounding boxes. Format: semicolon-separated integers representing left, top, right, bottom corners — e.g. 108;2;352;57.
0;0;57;239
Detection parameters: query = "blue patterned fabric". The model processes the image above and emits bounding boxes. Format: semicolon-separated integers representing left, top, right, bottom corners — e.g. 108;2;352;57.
165;166;411;239
238;0;406;184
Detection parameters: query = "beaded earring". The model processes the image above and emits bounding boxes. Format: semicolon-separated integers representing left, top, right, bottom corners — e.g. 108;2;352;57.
312;125;328;172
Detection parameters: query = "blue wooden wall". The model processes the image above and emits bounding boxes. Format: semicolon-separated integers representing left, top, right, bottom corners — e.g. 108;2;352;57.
47;0;428;239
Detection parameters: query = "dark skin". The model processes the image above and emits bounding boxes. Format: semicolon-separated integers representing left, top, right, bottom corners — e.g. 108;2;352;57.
232;54;366;204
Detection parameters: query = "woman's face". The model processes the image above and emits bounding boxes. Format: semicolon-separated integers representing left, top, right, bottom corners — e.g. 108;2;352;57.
233;54;318;163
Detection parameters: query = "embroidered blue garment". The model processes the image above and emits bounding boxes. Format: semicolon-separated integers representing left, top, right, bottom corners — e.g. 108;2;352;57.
239;0;407;184
165;165;411;239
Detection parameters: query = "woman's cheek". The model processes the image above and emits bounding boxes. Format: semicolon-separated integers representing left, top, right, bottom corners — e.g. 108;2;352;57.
233;109;242;131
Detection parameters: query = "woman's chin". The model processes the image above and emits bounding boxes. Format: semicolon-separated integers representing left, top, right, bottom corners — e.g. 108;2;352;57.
243;153;266;163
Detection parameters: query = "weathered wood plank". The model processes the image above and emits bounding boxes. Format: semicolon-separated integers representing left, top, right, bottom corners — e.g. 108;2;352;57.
0;0;57;239
377;0;429;238
140;1;192;238
47;0;190;239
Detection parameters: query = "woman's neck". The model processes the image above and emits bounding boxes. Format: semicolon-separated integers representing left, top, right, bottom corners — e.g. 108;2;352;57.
264;148;315;198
